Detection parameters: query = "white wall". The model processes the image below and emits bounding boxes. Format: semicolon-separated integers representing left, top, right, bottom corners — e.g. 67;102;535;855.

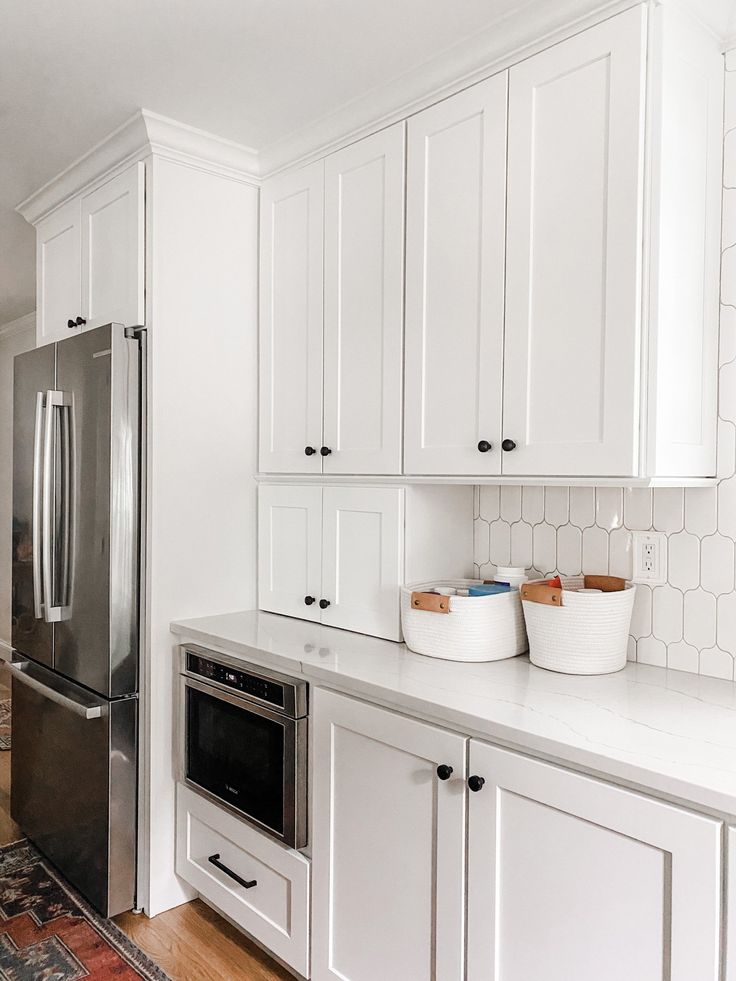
0;314;35;654
141;156;259;916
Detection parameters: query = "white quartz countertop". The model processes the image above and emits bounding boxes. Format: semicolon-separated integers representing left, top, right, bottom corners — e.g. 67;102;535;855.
171;610;736;818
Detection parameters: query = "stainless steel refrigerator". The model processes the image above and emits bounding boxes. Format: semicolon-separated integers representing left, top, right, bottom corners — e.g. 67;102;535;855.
11;322;142;917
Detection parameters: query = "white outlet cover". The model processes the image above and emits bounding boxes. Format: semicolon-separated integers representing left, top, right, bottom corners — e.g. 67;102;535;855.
632;531;668;585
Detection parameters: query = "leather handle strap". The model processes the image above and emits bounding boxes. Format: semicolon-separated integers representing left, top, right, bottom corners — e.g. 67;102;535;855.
520;583;563;607
584;575;627;592
410;591;451;614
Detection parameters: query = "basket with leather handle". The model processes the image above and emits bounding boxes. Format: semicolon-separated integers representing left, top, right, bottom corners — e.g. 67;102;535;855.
401;579;528;663
520;575;636;675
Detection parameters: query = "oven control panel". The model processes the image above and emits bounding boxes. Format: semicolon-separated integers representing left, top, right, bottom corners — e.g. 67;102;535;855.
186;652;285;708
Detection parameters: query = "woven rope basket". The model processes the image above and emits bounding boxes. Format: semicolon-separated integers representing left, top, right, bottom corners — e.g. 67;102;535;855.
401;579;528;663
521;575;636;675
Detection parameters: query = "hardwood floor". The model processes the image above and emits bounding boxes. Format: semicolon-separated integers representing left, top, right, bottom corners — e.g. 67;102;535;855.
115;900;294;981
0;660;294;981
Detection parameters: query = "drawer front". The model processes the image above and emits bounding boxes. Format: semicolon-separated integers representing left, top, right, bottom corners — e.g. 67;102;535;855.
176;784;310;975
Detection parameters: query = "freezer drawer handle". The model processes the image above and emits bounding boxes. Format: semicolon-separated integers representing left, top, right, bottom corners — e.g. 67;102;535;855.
207;854;257;889
9;663;102;720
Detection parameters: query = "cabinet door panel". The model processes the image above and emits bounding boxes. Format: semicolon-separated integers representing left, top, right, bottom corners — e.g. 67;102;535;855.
404;74;507;475
467;742;721;981
257;485;322;621
81;162;145;330
312;688;467;981
260;162;324;473
323;123;405;474
36;199;82;346
320;487;403;640
503;8;646;476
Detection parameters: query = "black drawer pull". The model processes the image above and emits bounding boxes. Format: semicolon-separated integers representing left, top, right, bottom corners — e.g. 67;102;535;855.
208;853;257;889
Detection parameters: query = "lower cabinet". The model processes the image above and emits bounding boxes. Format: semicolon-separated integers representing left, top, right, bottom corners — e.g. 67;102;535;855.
311;690;723;981
176;784;310;976
311;687;468;981
467;743;722;981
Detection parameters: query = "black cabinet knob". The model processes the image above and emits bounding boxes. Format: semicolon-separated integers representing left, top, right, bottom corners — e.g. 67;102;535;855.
319;599;331;610
320;446;332;457
304;446;317;456
477;440;492;453
501;439;517;452
304;596;316;606
468;775;485;792
436;764;454;781
75;316;86;326
67;319;76;329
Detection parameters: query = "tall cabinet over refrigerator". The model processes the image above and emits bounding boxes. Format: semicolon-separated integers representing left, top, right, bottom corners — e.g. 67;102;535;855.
11;322;142;917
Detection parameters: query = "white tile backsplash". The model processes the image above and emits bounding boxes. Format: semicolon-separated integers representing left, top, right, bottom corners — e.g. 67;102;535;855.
472;58;736;682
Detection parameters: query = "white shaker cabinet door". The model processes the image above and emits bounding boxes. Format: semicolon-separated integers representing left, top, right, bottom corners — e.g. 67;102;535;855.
260;162;324;473
320;486;403;640
323;123;405;474
311;688;467;981
257;484;322;621
404;73;507;476
467;743;721;981
81;161;145;331
36;198;82;346
502;6;646;477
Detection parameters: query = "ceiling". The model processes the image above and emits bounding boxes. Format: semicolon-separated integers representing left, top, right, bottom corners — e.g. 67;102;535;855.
2;0;735;327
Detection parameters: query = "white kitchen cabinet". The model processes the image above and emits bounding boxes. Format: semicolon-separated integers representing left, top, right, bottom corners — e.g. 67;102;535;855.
257;484;323;622
36;198;82;346
259;161;324;473
260;126;405;476
323;124;405;474
35;161;145;348
81;162;145;331
257;482;472;640
404;73;507;476
311;688;467;981
502;7;645;477
466;742;721;981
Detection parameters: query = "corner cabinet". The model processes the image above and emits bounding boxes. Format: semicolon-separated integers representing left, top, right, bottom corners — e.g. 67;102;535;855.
259;123;405;475
311;691;723;981
257;482;472;640
35;161;145;346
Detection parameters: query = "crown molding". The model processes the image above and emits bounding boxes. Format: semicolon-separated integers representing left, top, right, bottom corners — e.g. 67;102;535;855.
0;312;35;341
16;110;259;225
257;0;644;176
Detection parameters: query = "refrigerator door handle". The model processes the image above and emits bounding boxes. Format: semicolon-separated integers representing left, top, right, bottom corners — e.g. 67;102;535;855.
32;392;45;620
41;390;72;623
9;662;103;720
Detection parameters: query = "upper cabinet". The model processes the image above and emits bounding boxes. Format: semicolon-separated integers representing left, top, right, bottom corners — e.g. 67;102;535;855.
258;3;723;482
502;10;646;478
260;124;405;475
404;75;507;476
35;162;145;347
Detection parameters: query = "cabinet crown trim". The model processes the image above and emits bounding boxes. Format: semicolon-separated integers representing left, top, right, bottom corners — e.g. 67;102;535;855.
16;109;260;225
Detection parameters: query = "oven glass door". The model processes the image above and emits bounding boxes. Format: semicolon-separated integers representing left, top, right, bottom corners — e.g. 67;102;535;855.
185;679;292;839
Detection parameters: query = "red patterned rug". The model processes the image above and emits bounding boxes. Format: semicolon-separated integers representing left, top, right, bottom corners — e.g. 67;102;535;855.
0;839;170;979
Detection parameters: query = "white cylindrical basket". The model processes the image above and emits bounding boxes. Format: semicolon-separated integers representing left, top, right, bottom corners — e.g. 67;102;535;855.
521;575;636;675
401;579;528;663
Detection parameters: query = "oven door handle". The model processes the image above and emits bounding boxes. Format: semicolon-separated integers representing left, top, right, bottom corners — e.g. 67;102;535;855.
207;854;257;889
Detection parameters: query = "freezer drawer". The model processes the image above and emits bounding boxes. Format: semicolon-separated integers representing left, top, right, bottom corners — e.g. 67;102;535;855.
10;659;137;916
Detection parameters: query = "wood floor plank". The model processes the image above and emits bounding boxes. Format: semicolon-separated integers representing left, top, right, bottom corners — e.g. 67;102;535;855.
114;899;295;981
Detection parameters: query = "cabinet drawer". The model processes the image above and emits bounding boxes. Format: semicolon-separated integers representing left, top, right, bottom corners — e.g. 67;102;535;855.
176;784;310;975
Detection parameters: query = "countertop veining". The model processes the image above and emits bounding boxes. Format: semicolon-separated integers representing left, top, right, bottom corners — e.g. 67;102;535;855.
171;610;736;818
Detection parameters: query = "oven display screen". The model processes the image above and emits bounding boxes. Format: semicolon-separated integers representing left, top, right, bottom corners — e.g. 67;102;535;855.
186;653;285;708
186;686;285;835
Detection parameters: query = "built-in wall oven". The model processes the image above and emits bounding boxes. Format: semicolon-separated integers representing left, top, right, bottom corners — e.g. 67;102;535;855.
180;645;308;849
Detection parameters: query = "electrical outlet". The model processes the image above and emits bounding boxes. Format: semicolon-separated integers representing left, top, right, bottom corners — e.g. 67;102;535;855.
632;531;667;585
